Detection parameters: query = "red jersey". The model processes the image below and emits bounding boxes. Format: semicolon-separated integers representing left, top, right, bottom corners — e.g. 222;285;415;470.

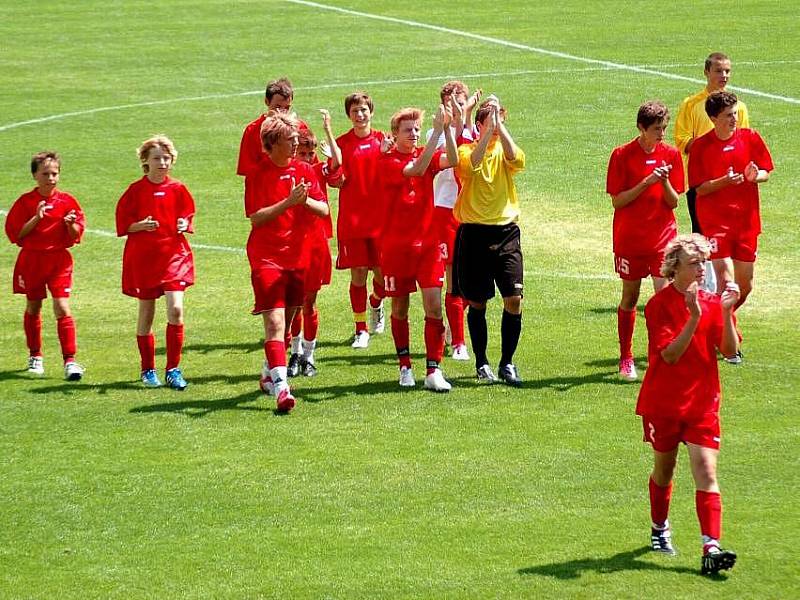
334;128;387;240
637;285;729;421
115;176;195;295
237;114;310;177
606;139;684;256
688;128;773;235
6;189;85;250
245;156;325;270
380;147;444;251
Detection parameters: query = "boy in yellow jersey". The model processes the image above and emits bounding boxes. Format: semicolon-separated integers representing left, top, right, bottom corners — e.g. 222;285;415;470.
675;53;750;234
452;97;525;386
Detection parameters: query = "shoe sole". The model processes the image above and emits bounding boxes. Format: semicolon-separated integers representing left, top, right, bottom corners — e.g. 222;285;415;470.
66;373;83;382
618;373;638;382
424;384;451;393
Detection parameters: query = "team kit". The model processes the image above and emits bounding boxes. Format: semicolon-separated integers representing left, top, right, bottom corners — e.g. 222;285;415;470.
6;53;772;575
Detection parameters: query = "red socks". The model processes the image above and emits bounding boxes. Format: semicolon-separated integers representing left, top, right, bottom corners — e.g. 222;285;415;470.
56;316;77;361
137;334;156;371
696;490;722;541
370;279;385;309
424;317;445;373
24;312;42;356
649;477;673;527
617;307;636;360
350;283;368;332
445;293;465;346
290;310;303;338
303;308;319;341
391;316;411;368
265;339;286;369
165;323;184;371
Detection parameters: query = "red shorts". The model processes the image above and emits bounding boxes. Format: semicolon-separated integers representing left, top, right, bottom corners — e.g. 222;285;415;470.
251;266;304;313
641;413;721;452
134;280;191;300
614;252;664;281
705;228;758;262
433;206;459;266
13;248;74;300
381;243;444;296
305;240;332;294
336;237;380;270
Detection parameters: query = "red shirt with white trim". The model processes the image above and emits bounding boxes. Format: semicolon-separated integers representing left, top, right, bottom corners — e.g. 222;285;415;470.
6;188;85;250
636;285;728;421
606;139;684;256
245;156;325;270
688;128;773;235
334;128;387;240
115;176;195;294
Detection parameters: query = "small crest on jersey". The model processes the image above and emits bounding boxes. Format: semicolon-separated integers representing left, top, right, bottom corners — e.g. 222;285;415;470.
645;159;656;165
279;174;292;181
154;191;166;197
723;145;735;152
359;144;371;150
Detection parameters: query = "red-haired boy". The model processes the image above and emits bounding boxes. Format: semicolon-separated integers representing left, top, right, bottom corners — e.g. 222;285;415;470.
5;152;86;380
606;101;684;381
380;104;457;390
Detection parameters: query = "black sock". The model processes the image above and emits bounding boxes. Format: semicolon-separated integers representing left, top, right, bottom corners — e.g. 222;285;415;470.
467;306;488;369
500;310;522;368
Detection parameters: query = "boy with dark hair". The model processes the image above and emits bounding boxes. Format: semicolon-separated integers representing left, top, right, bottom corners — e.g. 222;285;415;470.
6;152;86;380
688;90;773;363
606;101;684;381
334;91;388;348
453;96;525;386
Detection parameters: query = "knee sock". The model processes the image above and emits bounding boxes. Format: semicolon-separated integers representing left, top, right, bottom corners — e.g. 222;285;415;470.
165;323;184;371
424;317;445;374
370;278;385;309
56;316;77;362
24;312;42;356
499;310;522;367
649;477;673;528
303;308;319;342
445;293;465;346
391;316;411;369
137;333;156;372
467;306;488;369
265;340;288;391
290;310;303;339
350;283;368;333
696;490;722;545
617;307;636;361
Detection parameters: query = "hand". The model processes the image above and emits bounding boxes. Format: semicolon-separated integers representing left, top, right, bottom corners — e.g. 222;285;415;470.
63;209;78;225
432;103;447;130
380;135;396;153
720;281;740;311
287;181;310;206
684;281;702;318
319;108;332;131
36;200;48;219
744;161;759;182
465;89;483;112
319;141;333;159
723;166;745;186
449;94;464;126
176;217;189;233
136;215;159;231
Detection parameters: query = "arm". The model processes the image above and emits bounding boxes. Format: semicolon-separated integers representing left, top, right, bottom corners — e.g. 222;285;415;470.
611;164;672;209
696;167;745;196
744;161;770;184
718;283;740;357
469;106;496;168
17;201;47;239
319;109;343;170
249;183;309;227
62;209;82;239
440;120;458;168
660;283;701;364
303;197;329;217
673;98;693;155
404;104;447;177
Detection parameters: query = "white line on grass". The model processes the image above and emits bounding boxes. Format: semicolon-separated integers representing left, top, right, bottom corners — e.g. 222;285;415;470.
284;0;800;106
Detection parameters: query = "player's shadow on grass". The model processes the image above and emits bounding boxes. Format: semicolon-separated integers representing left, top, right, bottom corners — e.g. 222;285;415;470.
181;342;260;355
27;373;258;396
587;306;645;315
518;546;698;579
129;387;276;418
295;378;418;403
320;352;405;367
0;369;39;383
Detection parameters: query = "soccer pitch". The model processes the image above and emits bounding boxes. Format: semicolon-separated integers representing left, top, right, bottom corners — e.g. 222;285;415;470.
1;0;798;597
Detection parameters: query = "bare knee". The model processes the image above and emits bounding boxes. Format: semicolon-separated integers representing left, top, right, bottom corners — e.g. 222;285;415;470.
167;304;184;325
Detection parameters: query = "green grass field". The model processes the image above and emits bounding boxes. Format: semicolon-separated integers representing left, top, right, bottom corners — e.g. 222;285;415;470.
1;1;798;597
